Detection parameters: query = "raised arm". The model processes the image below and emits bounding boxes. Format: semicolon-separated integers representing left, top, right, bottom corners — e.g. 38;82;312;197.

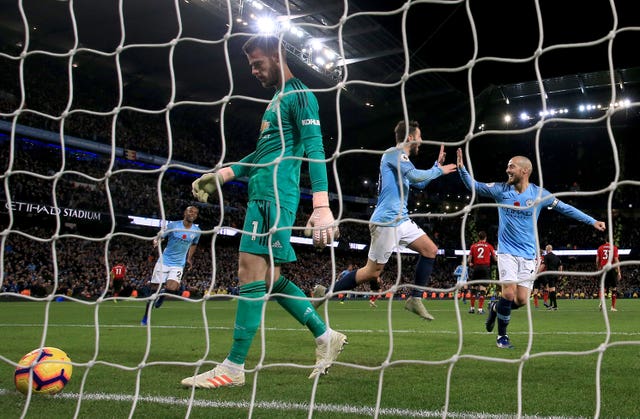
405;145;456;189
456;148;500;198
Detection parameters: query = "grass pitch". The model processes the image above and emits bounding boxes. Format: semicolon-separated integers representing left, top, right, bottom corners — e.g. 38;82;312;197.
0;297;638;418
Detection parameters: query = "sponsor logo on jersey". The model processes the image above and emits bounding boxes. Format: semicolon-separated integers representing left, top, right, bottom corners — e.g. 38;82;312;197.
272;240;283;248
401;153;409;162
301;118;320;126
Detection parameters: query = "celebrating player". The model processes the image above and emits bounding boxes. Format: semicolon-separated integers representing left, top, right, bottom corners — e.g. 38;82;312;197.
312;264;383;308
596;239;621;311
312;120;457;320
185;35;345;388
453;262;469;303
456;148;605;349
140;206;201;326
467;231;497;314
337;264;355;304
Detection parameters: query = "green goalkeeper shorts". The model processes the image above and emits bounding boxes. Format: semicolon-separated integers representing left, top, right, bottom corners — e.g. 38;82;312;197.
239;200;297;264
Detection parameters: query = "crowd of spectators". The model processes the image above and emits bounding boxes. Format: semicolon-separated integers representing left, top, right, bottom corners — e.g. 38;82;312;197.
1;55;638;305
2;225;638;304
1;132;638;302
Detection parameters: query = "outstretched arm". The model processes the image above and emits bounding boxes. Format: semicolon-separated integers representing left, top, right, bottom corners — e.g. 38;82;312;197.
408;145;456;188
547;198;606;231
456;148;509;202
192;166;236;203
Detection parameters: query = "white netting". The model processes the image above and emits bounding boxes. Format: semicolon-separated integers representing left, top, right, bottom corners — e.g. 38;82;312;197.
1;0;639;418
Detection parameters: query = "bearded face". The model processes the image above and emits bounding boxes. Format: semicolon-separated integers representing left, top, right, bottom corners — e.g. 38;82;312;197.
506;158;527;185
247;48;281;88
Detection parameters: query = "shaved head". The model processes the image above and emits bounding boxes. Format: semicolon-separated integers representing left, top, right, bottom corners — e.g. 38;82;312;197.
511;156;532;173
505;155;532;189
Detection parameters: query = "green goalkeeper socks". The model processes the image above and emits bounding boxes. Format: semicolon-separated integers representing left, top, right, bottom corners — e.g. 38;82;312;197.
272;276;327;338
228;281;266;365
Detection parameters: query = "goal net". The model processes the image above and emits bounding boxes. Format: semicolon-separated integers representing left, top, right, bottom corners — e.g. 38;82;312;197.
1;0;638;417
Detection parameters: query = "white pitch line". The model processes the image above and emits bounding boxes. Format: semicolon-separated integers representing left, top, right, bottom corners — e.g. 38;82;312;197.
0;323;639;336
0;388;587;419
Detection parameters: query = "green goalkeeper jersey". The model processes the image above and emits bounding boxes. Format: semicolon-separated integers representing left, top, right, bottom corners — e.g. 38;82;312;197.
231;78;328;213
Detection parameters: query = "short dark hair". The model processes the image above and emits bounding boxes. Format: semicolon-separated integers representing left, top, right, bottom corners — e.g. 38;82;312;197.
394;120;420;143
242;35;285;58
478;231;487;240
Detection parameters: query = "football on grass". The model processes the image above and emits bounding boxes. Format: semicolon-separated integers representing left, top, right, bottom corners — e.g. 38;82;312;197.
14;347;72;395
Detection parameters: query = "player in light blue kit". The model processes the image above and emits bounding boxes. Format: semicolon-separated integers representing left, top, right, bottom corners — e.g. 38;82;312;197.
141;206;201;326
312;120;457;320
456;149;605;348
453;263;469;305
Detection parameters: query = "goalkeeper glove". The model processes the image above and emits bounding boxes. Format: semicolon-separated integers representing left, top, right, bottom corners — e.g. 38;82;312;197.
304;206;339;248
192;172;224;202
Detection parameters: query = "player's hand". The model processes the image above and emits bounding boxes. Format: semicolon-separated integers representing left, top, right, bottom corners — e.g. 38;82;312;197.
438;163;457;175
593;221;606;231
192;172;224;203
304;207;339;248
437;144;446;165
456;148;464;168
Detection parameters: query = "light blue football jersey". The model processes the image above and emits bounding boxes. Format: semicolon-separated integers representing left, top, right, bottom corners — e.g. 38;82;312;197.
370;146;443;226
454;264;468;282
161;220;201;267
459;167;595;259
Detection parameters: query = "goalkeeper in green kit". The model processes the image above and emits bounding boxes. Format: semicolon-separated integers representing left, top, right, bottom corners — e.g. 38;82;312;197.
182;35;346;389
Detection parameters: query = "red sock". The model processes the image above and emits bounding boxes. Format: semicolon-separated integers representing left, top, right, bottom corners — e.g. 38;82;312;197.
533;293;539;307
478;295;485;309
470;295;476;308
543;292;549;304
612;293;617;308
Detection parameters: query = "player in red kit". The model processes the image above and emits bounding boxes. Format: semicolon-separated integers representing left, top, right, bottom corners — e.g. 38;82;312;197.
468;231;497;314
110;260;127;300
596;240;621;311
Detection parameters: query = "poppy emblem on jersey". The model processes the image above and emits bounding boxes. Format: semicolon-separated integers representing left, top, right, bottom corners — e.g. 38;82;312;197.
182;234;187;239
513;201;520;206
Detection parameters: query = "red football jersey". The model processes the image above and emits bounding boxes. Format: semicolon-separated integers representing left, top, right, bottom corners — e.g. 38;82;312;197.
596;243;618;268
470;241;496;266
111;264;127;280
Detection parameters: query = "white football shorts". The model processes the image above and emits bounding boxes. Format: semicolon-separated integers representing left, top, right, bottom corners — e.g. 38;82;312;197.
497;253;537;290
368;219;425;264
151;260;184;285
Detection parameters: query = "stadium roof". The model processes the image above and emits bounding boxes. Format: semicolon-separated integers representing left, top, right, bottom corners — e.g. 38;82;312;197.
0;0;638;146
